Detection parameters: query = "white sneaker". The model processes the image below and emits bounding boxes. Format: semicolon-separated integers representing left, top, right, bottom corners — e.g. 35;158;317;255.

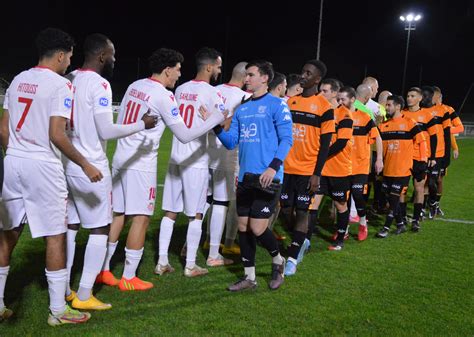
206;254;234;267
154;263;175;275
184;264;209;277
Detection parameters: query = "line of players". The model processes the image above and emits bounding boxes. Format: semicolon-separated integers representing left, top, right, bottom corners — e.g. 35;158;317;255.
0;28;464;325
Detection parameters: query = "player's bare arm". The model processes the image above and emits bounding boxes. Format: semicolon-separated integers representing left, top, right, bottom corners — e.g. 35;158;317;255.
49;116;103;182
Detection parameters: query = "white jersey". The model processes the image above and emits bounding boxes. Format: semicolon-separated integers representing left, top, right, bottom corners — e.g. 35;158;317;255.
208;84;250;171
3;66;73;163
169;80;225;169
63;69;112;176
112;78;182;172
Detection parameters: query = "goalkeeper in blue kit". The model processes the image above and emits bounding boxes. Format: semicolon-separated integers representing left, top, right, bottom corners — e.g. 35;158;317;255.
214;60;293;291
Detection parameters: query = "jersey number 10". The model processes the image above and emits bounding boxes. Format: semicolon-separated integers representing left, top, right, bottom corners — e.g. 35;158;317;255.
123;100;141;125
179;104;194;128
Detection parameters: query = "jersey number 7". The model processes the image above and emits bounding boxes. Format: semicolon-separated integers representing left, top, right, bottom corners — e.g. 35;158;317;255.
16;97;33;132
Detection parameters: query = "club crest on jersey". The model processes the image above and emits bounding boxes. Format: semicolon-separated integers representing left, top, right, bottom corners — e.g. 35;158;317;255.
99;97;109;106
310;104;318;112
171;107;179;117
258;106;267;114
64;98;72;108
218;104;225;112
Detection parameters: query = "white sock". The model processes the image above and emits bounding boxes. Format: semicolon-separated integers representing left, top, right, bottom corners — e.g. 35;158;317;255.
45;268;67;315
66;229;78;296
77;234;107;301
123;247;143;280
272;253;284;265
209;205;228;258
185;219;203;269
0;266;9;310
158;217;175;266
102;241;118;271
360;216;367;226
350;195;358;218
204;201;212;242
244;267;256;281
225;200;238;247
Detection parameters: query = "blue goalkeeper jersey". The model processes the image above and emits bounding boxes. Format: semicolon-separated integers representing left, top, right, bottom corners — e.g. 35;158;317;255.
216;93;293;182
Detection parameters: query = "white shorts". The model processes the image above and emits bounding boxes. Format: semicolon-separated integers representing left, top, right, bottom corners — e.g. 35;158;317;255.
2;156;67;238
112;168;157;216
66;174;112;229
162;164;208;217
208;168;238;202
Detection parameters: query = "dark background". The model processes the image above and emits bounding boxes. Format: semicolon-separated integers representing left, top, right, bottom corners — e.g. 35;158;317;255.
1;0;473;115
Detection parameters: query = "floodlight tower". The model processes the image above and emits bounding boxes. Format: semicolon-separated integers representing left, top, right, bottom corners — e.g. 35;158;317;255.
400;13;422;94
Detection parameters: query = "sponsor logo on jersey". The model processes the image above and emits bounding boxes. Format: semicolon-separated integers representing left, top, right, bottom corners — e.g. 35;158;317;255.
352;184;364;189
99;97;109;106
218;104;225;112
64;98;72;108
102;82;108;90
258;106;267;114
283;114;292;121
66;82;72;91
332;191;345;197
241;123;258;141
171;107;179;117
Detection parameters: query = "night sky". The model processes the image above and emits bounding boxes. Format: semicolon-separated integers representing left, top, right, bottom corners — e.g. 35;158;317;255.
1;0;473;113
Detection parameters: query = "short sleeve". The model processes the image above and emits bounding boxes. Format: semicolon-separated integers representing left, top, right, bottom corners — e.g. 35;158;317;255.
155;92;182;126
91;79;113;116
321;108;336;134
50;81;73;119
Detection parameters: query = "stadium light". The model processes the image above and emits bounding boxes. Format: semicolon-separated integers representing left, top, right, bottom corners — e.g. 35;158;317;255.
400;12;422;94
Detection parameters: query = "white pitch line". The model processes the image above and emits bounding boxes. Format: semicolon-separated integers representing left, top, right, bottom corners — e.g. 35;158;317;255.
432;218;474;224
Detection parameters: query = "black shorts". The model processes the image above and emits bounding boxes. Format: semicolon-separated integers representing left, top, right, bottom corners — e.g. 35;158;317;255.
350;174;369;195
280;174;312;210
316;176;350;202
236;182;281;219
428;159;442;178
411;160;427;182
440;156;448;176
382;176;410;196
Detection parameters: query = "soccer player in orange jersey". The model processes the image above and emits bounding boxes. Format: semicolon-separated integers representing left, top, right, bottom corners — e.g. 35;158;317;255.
377;96;427;238
342;87;383;240
309;84;353;250
401;87;438;230
432;86;464;216
281;60;335;275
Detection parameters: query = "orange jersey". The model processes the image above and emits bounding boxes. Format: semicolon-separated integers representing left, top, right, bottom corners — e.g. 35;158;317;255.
443;104;464;134
322;105;353;177
351;109;379;175
402;108;437;161
380;115;426;177
421;105;445;158
284;93;336;175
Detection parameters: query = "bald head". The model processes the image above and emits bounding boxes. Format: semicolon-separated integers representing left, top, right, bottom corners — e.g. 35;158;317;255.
362;76;379;98
356;84;372;104
230;62;247;81
378;90;392;105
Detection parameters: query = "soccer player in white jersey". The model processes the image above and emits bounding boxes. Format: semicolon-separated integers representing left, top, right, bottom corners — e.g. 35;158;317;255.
0;28;99;326
63;34;157;309
98;48;226;288
204;62;251;264
157;47;226;277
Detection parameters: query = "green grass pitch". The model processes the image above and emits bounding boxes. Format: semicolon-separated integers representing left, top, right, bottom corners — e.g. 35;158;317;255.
1;129;473;336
